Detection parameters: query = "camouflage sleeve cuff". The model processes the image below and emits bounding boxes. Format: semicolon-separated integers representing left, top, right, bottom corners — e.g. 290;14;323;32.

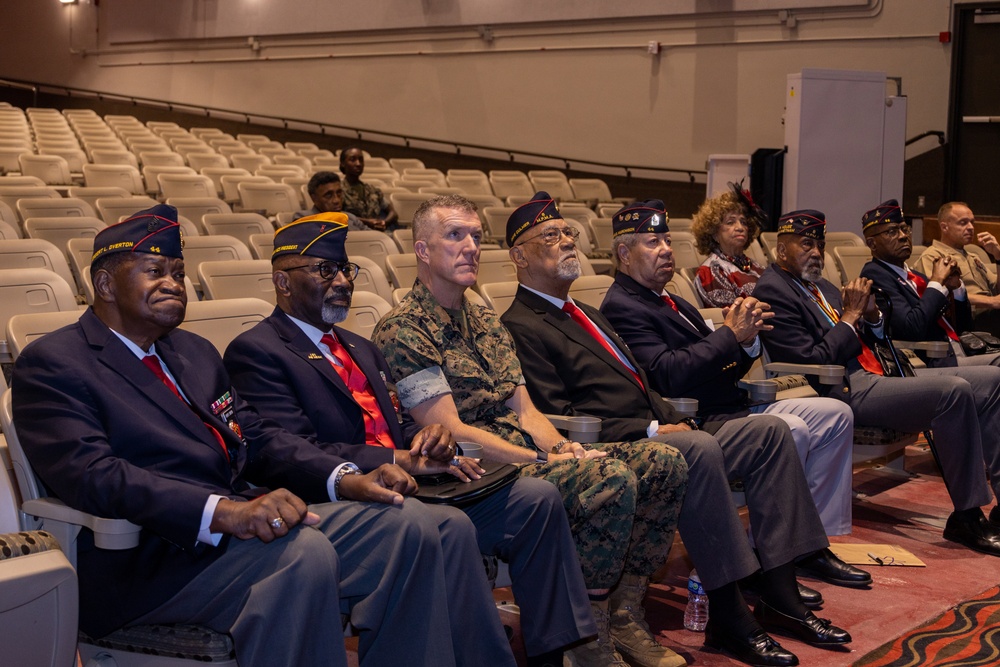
396;366;453;409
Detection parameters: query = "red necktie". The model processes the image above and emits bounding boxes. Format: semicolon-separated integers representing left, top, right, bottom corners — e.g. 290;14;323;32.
321;334;395;449
142;355;233;462
661;294;679;312
802;283;884;376
907;271;960;342
562;301;644;388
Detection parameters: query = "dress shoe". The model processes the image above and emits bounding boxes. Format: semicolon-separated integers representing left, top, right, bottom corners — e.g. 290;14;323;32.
739;573;823;609
704;620;798;666
796;582;823;609
753;600;851;647
987;505;1000;527
944;509;1000;557
796;548;872;588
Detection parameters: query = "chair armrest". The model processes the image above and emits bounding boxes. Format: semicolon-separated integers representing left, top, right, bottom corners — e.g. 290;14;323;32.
21;498;140;550
663;397;699;417
763;362;845;385
738;379;778;403
545;414;602;443
894;340;950;358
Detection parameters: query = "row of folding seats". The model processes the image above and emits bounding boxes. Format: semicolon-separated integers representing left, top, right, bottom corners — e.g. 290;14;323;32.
3;105;629;219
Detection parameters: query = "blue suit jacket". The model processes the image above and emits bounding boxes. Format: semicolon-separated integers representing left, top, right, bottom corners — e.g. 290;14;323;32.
599;272;754;419
860;259;971;358
752;264;862;398
12;308;346;637
223;307;418;469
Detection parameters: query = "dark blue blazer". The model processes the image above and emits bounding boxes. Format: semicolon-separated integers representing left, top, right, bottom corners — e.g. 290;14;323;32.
500;286;689;443
11;308;346;637
860;258;971;350
752;264;862;398
599;272;753;419
223;307;418;469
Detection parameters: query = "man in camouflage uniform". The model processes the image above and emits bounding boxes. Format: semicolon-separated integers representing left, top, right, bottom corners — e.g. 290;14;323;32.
373;195;689;667
339;146;398;231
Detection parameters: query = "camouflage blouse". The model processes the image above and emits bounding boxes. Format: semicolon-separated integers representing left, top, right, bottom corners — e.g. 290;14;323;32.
341;180;388;220
372;280;535;450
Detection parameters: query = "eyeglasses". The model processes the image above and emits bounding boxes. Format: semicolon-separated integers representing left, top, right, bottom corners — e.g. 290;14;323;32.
873;224;911;239
518;226;581;246
284;261;360;282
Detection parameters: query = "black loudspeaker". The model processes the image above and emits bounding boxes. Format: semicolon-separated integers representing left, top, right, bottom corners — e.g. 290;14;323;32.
750;148;785;232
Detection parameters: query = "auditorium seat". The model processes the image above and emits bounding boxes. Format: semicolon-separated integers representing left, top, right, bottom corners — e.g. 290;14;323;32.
231;153;272;174
247;233;274;260
0;267;79;362
142;165;196;197
198;259;275;303
67;186;130;211
177;297;274;354
138;150;186;168
182;235;253;292
668;230;705;270
237;182;299;217
340;291;392;341
90;149;139;169
529;175;576;202
187;152;230;171
1;388;240;667
833;245;873;283
353;255;394;304
95;196;159;225
159;173;217;200
0;186;62;224
475;249;518;287
220;174;272;205
200;212;270;246
390;158;425;172
23;217;104;266
82;164;145;195
390;192;434;226
202;167;252;198
385;253;418;290
17;155;73;186
17;197;96;221
569;178;617;202
488;171;533;200
478;281;519;314
447;170;493;196
344;230;400;275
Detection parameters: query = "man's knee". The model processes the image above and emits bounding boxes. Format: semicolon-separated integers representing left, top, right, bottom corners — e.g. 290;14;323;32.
511;475;564;514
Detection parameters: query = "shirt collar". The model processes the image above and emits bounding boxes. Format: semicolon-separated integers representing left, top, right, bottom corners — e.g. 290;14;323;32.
110;328;156;360
519;283;576;310
876;258;911;281
284;312;333;349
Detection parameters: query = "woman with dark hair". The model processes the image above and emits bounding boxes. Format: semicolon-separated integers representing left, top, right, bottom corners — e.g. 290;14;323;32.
693;182;767;307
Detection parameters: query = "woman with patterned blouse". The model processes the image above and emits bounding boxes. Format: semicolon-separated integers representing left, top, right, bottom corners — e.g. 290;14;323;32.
693;182;767;308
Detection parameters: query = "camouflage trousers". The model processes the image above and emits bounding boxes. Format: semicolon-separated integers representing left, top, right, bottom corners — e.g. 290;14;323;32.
520;439;688;589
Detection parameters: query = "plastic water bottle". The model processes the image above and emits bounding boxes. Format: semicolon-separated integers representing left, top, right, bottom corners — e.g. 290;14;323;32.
683;570;708;631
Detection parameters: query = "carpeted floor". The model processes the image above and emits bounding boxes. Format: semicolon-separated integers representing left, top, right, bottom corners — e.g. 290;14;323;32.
346;444;1000;666
642;444;1000;667
853;585;1000;666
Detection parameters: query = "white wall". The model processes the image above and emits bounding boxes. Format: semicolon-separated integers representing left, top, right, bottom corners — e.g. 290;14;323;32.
0;0;953;177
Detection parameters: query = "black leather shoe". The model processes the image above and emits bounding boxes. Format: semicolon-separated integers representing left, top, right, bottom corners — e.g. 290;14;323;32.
796;548;872;588
740;572;824;609
754;600;851;646
987;505;1000;528
944;509;1000;556
796;582;823;609
704;620;799;666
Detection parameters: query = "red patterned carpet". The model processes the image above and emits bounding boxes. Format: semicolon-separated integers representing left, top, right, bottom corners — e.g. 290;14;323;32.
853;585;1000;667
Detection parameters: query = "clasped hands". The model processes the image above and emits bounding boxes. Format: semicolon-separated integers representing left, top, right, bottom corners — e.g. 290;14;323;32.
722;296;774;344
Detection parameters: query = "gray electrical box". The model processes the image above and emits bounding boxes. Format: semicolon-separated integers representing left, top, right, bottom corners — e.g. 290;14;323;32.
783;68;906;233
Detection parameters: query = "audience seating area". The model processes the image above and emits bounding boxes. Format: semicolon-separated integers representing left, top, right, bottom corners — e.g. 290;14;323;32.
4;100;968;667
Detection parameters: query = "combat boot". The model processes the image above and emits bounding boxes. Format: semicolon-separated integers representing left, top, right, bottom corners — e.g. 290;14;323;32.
609;574;687;667
564;598;629;667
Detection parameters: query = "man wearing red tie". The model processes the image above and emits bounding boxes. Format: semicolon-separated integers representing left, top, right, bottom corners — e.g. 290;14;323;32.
223;212;595;667
754;209;1000;557
859;199;1000;367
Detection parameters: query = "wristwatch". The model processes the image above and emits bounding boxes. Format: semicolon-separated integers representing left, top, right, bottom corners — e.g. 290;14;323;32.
334;463;363;500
